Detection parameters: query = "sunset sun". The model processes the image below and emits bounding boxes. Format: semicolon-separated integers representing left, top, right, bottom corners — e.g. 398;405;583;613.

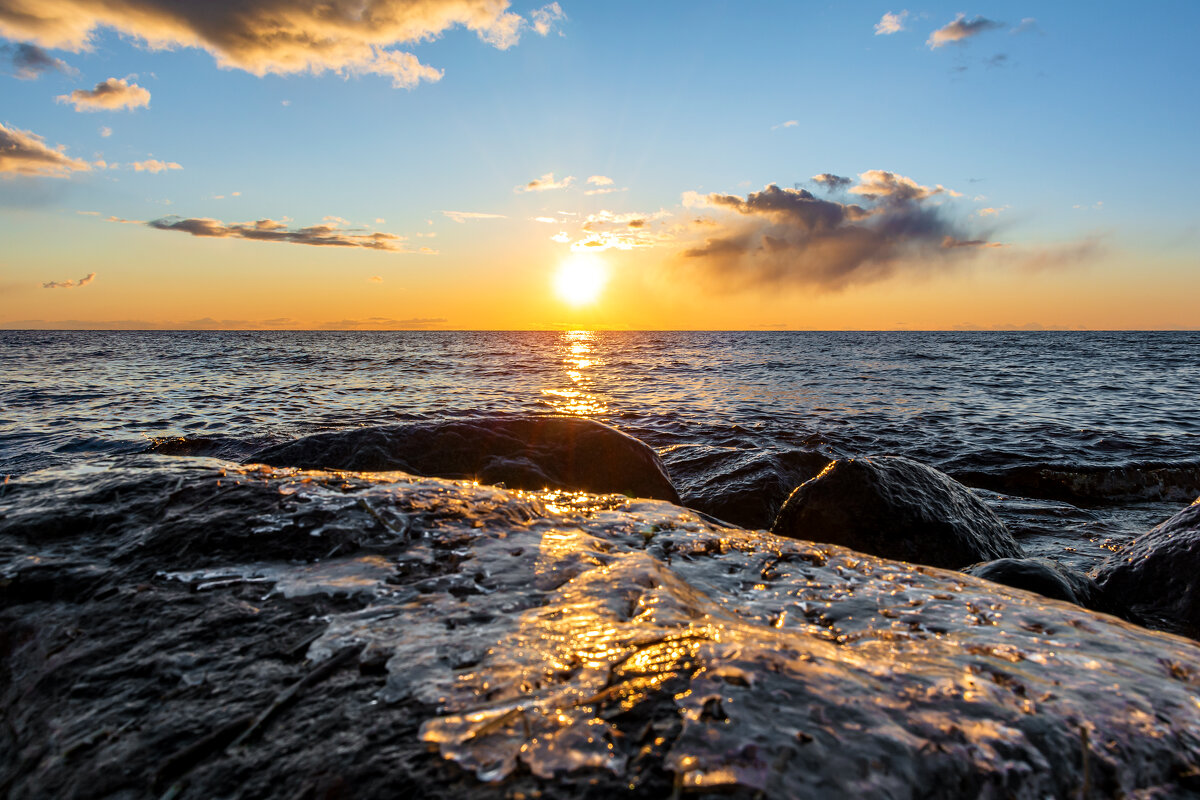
554;253;608;306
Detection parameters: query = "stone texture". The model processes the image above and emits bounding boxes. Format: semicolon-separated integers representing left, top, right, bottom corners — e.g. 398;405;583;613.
4;457;1200;798
1096;497;1200;639
771;455;1023;569
247;416;681;504
964;557;1112;613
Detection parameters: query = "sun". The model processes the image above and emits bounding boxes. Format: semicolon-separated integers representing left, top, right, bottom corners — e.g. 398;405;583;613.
554;253;608;306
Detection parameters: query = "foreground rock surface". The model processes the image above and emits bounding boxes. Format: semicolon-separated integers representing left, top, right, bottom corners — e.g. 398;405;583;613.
246;416;681;504
4;457;1200;798
772;456;1024;569
1096;497;1200;639
963;557;1113;614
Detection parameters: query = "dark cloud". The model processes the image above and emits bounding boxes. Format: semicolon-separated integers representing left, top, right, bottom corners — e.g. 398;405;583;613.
57;77;150;111
43;271;95;289
679;173;994;292
8;42;74;78
0;0;535;88
928;14;1004;48
811;173;852;191
0;122;91;177
146;216;406;250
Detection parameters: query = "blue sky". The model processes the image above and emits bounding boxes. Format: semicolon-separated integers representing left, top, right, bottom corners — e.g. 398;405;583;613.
2;1;1198;328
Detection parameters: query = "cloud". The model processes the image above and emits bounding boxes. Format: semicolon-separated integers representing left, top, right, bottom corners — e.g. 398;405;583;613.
849;169;960;200
1011;18;1039;35
318;316;447;330
0;0;534;88
441;210;506;223
928;14;1004;48
586;175;612;186
677;172;994;292
43;271;95;288
811;173;852;191
369;275;383;282
516;172;573;192
874;11;908;35
57;77;150;111
131;158;181;173
146;216;407;250
99;125;112;137
565;209;675;251
584;186;625;196
0;122;91;178
771;119;798;130
8;42;74;78
530;2;565;36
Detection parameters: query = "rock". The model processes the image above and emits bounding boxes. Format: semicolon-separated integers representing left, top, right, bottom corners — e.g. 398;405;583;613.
1095;497;1200;639
247;416;681;504
663;444;831;529
5;456;1200;798
771;455;1023;569
963;557;1112;613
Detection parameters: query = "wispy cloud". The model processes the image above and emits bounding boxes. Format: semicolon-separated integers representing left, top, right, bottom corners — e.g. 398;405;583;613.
57;77;150;112
771;119;798;130
586;175;613;186
677;171;994;291
146;216;407;250
0;0;538;88
516;171;574;192
874;11;908;35
43;271;96;289
0;122;91;178
584;186;626;196
441;210;506;223
7;42;75;79
131;159;182;173
531;2;566;36
318;316;447;330
811;173;852;191
928;14;1004;48
1011;18;1040;35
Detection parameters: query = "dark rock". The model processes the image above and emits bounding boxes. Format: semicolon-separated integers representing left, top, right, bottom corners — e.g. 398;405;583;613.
771;455;1023;569
1095;497;1200;639
247;416;681;504
664;444;831;529
964;557;1113;613
4;456;1200;798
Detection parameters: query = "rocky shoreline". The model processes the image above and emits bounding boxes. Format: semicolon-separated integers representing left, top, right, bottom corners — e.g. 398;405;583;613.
4;418;1200;797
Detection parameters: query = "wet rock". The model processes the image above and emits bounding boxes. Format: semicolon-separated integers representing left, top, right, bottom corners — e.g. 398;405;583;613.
771;455;1023;569
247;416;681;504
963;557;1112;613
1095;497;1200;639
4;457;1200;798
663;444;830;529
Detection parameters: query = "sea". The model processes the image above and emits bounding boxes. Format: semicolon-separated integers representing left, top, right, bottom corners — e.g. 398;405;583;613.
3;330;1198;573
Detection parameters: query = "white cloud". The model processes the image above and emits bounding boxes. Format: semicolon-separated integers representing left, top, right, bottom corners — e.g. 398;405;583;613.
874;11;908;35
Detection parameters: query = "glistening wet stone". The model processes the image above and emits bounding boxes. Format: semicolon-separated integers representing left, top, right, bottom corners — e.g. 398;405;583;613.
4;456;1200;798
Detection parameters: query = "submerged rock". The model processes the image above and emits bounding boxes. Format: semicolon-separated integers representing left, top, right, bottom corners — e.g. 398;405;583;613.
771;455;1023;569
963;557;1111;613
1095;497;1200;639
4;456;1200;798
247;416;681;504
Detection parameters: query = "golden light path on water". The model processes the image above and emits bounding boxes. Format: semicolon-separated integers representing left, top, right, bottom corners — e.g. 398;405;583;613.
541;330;608;416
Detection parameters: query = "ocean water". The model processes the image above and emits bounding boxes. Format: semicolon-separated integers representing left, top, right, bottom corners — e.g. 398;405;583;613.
3;330;1198;571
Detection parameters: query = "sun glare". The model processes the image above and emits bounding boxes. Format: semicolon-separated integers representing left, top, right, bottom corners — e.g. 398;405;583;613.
554;254;607;306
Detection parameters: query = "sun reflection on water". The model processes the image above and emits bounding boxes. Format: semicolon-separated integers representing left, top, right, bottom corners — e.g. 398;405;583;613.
541;330;608;416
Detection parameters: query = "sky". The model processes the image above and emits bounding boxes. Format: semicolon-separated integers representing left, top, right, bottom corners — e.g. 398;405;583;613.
1;1;1198;330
